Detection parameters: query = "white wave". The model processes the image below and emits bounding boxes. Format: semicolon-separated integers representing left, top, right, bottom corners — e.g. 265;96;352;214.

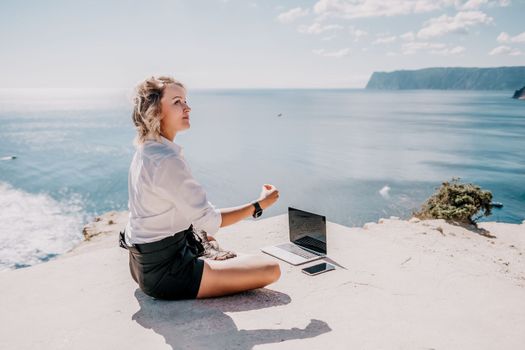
379;185;391;199
0;182;85;271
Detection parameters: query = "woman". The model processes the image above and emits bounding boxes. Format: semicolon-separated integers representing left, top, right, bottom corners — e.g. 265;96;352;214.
121;75;281;300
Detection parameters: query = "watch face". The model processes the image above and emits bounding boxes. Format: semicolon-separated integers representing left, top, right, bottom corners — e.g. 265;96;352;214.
253;203;262;218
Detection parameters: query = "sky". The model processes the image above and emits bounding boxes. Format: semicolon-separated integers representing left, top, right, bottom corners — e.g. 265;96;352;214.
1;0;524;89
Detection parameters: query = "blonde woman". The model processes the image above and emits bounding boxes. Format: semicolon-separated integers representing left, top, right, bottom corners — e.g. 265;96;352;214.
120;76;281;300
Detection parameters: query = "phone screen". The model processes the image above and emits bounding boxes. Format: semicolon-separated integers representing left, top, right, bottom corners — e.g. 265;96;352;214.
302;263;335;275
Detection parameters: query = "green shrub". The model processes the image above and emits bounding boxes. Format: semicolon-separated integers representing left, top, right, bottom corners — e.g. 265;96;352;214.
414;178;493;225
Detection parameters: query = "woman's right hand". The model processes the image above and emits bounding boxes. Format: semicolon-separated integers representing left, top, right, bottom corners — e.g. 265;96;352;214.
257;184;279;210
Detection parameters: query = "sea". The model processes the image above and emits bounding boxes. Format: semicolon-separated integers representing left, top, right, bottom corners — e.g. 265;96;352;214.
1;88;524;271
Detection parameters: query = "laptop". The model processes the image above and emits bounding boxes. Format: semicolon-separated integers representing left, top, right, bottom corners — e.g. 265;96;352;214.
260;207;327;265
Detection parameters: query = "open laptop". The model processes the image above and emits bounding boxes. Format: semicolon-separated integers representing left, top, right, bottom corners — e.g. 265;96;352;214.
260;207;327;265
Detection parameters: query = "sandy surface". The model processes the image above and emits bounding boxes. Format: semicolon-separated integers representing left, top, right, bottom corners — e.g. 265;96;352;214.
0;211;524;350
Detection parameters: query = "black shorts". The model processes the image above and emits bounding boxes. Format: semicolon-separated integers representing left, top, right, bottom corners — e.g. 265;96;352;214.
119;225;205;300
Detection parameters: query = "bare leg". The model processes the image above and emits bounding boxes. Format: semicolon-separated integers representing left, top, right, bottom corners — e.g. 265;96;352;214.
196;254;281;299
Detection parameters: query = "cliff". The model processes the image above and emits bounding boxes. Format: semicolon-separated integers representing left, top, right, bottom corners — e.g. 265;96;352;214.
1;212;524;349
366;66;525;90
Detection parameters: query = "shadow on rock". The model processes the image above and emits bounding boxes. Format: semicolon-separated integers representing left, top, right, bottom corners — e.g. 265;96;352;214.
132;288;331;350
452;222;497;238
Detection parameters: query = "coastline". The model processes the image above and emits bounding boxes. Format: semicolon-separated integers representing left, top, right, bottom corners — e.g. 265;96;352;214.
1;211;524;349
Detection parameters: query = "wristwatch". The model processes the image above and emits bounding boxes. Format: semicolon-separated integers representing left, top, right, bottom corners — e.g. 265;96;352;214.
252;201;263;218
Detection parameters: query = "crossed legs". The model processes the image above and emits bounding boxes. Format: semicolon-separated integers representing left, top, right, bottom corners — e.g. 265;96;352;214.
196;254;281;299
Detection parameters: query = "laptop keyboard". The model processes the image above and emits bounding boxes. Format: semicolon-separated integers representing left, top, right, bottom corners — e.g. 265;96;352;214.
294;236;326;251
278;243;322;259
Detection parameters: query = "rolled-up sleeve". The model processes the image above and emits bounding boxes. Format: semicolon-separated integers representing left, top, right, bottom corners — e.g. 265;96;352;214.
153;155;222;234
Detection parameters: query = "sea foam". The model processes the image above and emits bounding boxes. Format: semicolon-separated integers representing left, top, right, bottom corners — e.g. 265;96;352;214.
0;182;85;271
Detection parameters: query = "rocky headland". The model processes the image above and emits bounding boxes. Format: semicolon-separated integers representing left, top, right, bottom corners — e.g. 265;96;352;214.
512;86;525;99
366;66;525;90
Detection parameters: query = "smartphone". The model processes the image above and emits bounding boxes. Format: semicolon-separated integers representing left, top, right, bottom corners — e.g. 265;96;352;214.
301;262;335;276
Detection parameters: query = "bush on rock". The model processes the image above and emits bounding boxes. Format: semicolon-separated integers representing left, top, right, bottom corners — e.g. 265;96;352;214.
414;178;493;225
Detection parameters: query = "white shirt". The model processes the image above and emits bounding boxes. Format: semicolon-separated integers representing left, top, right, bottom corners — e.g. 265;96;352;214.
125;136;222;245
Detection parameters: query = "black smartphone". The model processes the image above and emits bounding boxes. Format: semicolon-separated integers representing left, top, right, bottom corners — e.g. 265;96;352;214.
301;262;335;276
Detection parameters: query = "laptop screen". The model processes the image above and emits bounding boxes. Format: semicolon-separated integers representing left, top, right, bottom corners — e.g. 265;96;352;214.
288;207;327;254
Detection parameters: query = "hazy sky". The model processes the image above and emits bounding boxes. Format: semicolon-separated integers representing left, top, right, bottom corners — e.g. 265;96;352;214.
1;0;524;88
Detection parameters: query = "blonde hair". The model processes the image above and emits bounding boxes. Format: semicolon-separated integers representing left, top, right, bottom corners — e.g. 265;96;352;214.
131;75;185;145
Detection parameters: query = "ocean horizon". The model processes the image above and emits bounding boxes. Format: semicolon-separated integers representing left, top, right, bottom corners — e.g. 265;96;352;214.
1;88;524;271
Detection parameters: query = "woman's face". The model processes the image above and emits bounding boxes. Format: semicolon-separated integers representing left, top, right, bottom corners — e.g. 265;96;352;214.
160;84;191;139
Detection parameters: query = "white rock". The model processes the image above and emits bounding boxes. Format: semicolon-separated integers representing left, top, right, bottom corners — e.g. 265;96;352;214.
363;222;376;230
2;212;525;349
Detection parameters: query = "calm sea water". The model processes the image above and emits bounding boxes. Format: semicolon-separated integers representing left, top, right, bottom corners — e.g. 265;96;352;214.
0;88;524;271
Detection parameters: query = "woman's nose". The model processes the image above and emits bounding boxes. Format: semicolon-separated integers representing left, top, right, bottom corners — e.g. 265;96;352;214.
183;102;191;111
